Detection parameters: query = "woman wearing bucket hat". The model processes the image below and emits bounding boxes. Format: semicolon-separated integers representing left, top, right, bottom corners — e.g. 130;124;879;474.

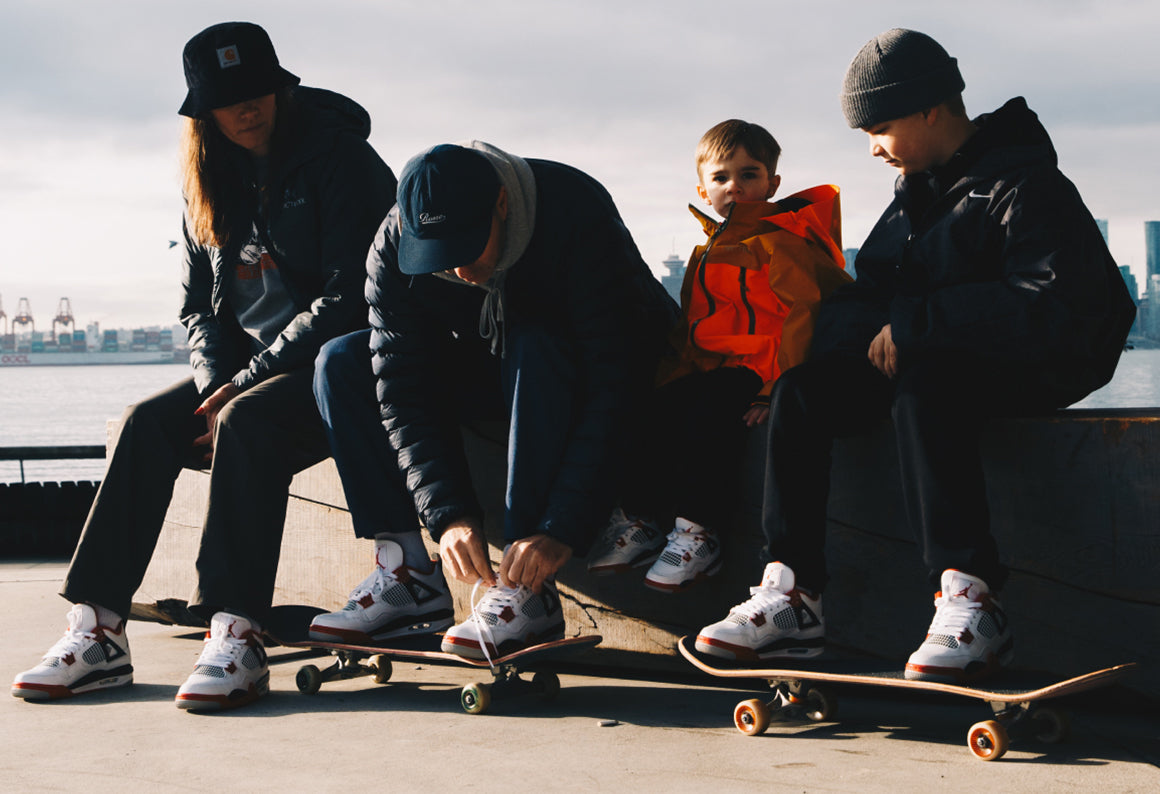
12;21;396;712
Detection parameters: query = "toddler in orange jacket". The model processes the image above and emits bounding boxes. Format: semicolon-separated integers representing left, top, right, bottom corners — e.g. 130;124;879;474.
588;119;851;591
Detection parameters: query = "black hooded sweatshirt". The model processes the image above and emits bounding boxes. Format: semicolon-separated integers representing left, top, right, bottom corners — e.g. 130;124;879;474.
813;97;1134;406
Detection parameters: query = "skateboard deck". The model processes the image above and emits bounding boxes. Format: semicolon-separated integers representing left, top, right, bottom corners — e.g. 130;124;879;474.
678;635;1135;761
264;607;601;714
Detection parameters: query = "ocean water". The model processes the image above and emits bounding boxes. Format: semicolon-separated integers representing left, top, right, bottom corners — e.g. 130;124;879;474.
1;351;1158;484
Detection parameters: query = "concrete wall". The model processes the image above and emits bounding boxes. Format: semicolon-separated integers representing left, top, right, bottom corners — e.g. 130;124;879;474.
132;412;1160;699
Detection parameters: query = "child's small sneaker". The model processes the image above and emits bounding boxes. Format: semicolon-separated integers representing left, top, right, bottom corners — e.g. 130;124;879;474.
441;580;565;660
587;508;666;575
175;612;268;712
11;603;133;700
905;569;1013;683
695;562;824;661
643;519;722;592
308;540;454;643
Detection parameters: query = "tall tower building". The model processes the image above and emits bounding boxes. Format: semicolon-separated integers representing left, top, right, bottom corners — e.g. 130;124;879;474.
843;248;859;278
1095;218;1109;246
1146;221;1160;290
659;253;686;305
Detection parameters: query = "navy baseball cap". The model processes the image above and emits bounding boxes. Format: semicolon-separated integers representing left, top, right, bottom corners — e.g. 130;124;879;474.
397;145;501;276
179;22;299;118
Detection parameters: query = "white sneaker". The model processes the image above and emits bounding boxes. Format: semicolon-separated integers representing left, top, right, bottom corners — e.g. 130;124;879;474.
11;604;133;700
308;541;454;643
695;562;824;662
441;580;564;660
643;519;722;592
587;508;666;575
175;612;268;711
905;569;1013;683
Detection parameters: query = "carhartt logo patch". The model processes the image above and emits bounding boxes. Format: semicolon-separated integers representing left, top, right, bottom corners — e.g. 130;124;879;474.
419;212;446;225
217;45;241;69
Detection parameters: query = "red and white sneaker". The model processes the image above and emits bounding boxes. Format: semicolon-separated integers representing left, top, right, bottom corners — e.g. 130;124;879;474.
11;603;133;700
905;569;1014;683
175;612;268;711
643;519;722;592
441;581;564;661
587;508;666;575
695;562;823;662
308;540;454;643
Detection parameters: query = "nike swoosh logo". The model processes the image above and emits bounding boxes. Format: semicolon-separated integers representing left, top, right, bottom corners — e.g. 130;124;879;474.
968;190;992;199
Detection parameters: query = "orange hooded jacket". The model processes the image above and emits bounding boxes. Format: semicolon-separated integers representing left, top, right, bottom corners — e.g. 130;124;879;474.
656;184;851;403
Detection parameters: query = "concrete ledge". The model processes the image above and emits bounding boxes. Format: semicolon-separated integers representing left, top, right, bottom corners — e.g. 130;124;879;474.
131;411;1160;699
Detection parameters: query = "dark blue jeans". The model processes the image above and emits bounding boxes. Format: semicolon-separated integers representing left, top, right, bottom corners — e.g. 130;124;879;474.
315;327;650;554
763;354;1069;593
313;331;420;540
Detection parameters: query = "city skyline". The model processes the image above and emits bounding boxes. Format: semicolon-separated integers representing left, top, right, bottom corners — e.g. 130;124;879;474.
3;1;1157;329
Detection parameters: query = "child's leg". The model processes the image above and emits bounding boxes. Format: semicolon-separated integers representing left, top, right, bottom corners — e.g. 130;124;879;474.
761;356;893;593
657;367;763;526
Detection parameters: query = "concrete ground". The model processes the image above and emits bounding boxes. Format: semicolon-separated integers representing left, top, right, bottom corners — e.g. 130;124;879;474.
2;559;1158;793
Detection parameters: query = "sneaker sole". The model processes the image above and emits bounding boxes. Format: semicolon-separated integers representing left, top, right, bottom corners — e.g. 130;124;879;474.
175;673;270;712
308;615;454;644
587;552;663;576
11;669;134;700
643;557;724;593
694;634;824;662
904;649;1013;684
440;623;566;660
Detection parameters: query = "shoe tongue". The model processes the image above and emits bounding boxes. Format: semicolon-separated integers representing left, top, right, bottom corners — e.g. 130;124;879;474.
211;612;254;639
761;562;795;592
941;569;987;601
375;540;405;574
69;603;100;633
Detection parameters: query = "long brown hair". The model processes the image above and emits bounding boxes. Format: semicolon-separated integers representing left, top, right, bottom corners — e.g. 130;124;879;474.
178;89;295;248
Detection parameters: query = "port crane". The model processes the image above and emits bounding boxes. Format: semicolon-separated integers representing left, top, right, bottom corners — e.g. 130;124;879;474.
12;297;34;335
52;297;76;343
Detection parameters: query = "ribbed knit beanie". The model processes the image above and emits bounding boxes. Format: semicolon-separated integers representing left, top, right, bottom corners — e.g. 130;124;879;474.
840;28;965;129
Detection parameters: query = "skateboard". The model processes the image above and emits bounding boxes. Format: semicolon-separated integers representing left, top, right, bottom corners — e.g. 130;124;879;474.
678;635;1136;761
263;607;601;715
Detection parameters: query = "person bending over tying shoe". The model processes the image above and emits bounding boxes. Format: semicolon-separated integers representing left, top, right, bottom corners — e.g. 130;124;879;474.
309;142;677;658
696;28;1134;683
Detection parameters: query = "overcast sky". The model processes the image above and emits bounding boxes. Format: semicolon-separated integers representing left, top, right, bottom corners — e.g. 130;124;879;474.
2;0;1157;330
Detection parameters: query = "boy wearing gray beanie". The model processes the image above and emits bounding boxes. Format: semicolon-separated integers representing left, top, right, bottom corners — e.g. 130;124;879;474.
696;29;1134;684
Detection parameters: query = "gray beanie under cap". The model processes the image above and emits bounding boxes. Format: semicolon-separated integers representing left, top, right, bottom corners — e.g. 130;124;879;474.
840;28;965;129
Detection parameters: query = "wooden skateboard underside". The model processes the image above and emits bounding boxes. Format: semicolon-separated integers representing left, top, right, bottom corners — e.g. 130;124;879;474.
678;636;1134;704
289;633;602;714
678;636;1136;761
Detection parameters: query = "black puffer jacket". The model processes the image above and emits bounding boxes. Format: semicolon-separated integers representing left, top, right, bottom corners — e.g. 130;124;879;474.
180;86;396;394
366;159;678;550
813;97;1134;405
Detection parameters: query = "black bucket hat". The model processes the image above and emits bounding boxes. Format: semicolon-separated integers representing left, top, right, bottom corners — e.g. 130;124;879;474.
178;21;299;118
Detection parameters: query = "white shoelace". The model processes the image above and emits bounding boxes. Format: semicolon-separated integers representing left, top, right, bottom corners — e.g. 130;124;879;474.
730;585;791;620
468;579;525;671
348;560;402;600
196;631;246;668
662;528;703;556
45;625;95;662
469;580;498;670
927;594;979;636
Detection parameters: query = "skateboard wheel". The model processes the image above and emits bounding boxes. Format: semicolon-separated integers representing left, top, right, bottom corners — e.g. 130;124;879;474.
461;682;492;715
369;654;393;685
296;664;323;695
802;687;837;722
532;671;560;701
733;698;771;736
1031;707;1071;744
967;719;1009;761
